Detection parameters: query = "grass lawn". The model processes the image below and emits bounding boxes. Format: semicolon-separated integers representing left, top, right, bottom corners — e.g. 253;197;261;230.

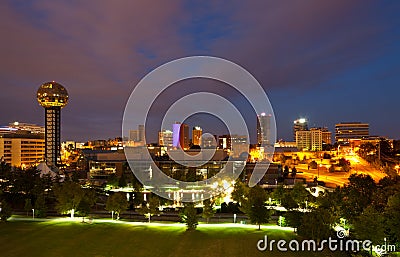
0;218;348;257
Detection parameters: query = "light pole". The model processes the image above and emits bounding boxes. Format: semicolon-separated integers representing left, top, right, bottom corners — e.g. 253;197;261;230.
32;209;35;219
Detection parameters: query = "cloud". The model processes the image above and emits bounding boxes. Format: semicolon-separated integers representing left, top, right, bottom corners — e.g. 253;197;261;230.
0;1;399;141
0;0;187;140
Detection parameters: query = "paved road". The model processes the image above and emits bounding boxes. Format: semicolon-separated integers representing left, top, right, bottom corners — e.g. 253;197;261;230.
295;155;386;187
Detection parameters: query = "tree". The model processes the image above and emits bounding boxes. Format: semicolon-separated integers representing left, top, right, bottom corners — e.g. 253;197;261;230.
338;158;350;172
138;196;160;222
53;181;84;218
132;192;144;207
186;167;197;182
383;165;398;179
118;172;127;188
202;199;215;223
291;167;297;178
298;208;334;242
106;173;119;189
76;188;97;222
181;202;198;231
272;185;285;205
315;188;342;225
283;165;289;178
291;182;310;209
281;191;298;210
342;174;376;222
232;181;248;205
34;194;47;218
106;192;129;220
353;205;385;253
24;198;33;217
385;193;400;243
0;200;12;221
247;186;270;230
309;161;317;169
284;211;304;233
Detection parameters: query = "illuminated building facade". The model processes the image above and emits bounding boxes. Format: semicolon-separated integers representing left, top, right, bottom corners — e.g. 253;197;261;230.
201;135;217;148
296;128;324;151
192;126;202;146
8;122;44;134
296;130;311;150
293;118;308;140
0;133;44;167
172;122;189;149
37;82;69;167
257;113;271;145
218;134;231;150
335;122;369;143
179;123;189;150
172;122;181;148
310;128;322;151
159;129;173;147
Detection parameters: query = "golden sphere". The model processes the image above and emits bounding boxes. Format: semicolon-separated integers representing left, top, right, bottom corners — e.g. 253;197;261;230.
37;81;69;108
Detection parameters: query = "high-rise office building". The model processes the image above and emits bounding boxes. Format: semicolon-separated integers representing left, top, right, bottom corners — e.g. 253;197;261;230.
0;133;45;167
296;128;324;151
201;135;218;148
138;125;145;142
310;128;322;151
172;122;181;148
158;129;173;147
172;122;189;149
231;135;248;158
320;127;332;145
309;127;332;145
192;126;202;146
129;130;139;141
335;122;369;143
293;118;308;140
296;130;311;150
218;134;231;150
37;82;68;167
128;125;145;146
180;123;189;150
257;113;271;145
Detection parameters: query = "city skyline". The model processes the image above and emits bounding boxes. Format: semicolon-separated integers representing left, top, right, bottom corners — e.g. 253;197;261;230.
1;1;399;142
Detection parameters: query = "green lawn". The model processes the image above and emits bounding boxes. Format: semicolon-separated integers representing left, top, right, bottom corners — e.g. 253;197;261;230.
0;218;348;257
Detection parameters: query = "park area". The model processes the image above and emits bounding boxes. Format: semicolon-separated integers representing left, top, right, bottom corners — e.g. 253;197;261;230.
0;218;348;257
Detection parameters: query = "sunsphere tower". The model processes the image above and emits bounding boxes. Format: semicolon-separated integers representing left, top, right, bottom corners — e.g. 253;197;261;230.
37;82;69;167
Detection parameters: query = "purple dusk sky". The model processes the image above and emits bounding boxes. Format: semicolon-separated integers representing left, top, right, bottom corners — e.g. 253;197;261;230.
1;1;399;143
